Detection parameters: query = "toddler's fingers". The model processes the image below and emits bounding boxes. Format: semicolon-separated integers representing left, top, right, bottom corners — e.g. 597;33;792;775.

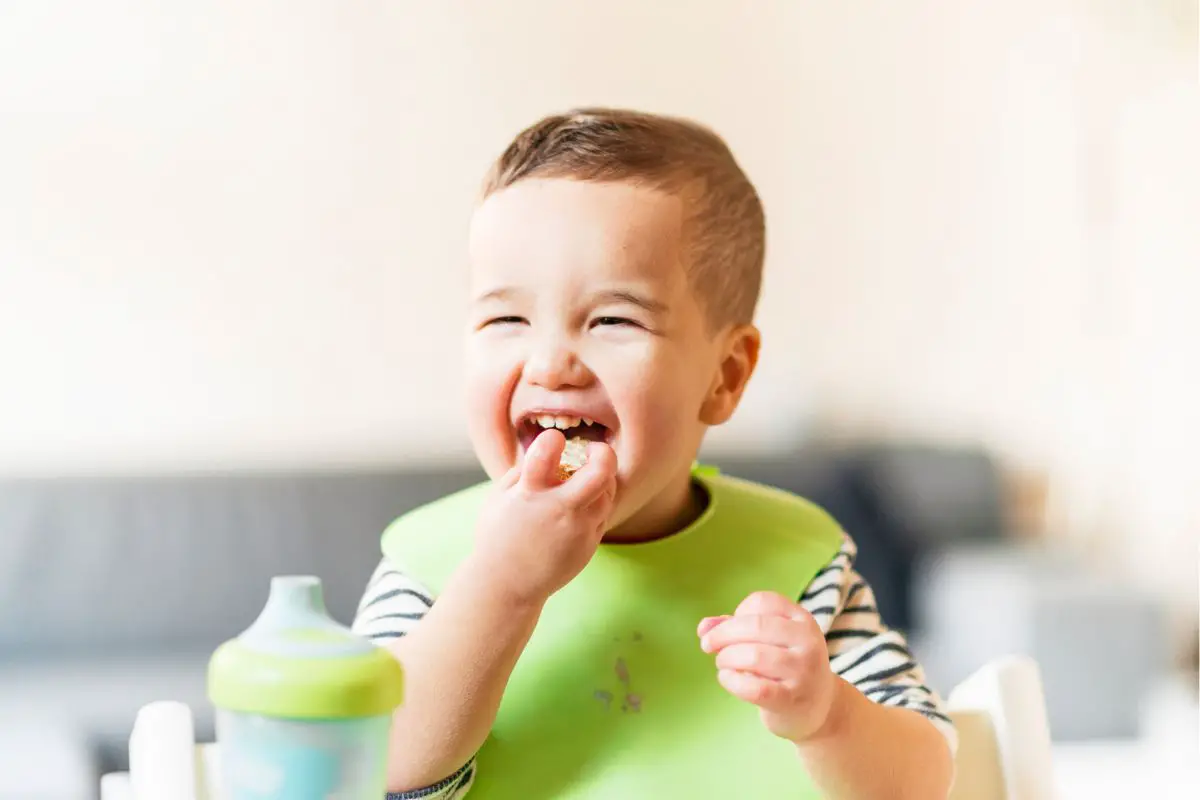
519;429;566;489
496;463;522;490
714;643;805;682
583;479;616;516
697;615;731;638
735;590;801;619
700;614;815;654
717;669;790;711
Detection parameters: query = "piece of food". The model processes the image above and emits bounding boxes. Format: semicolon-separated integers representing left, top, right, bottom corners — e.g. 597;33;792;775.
556;437;589;481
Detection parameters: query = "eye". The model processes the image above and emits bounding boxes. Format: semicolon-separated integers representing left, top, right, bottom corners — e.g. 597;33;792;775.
482;316;527;328
591;316;639;329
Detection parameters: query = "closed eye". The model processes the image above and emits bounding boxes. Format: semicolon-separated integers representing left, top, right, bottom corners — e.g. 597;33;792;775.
591;316;639;329
482;316;527;327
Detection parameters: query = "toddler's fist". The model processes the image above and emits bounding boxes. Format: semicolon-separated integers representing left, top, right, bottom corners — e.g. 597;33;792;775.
698;591;837;743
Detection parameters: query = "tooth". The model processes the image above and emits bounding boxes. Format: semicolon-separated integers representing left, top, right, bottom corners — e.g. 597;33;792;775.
557;416;581;429
583;417;593;426
537;414;556;428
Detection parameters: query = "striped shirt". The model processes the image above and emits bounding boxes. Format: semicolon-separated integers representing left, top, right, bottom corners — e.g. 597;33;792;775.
356;534;956;799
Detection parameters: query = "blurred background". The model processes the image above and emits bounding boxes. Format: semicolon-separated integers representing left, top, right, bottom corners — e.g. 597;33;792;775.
1;1;1197;797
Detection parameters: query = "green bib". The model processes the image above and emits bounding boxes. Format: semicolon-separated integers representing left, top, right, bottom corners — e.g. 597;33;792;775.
382;467;843;799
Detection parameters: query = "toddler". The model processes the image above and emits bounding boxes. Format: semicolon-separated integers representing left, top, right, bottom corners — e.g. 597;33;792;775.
354;109;956;799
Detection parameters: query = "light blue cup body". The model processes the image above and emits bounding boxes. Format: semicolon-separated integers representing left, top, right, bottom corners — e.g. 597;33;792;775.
215;711;391;799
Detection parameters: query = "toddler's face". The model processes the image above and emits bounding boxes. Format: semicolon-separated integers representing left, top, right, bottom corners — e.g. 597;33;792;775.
465;178;726;534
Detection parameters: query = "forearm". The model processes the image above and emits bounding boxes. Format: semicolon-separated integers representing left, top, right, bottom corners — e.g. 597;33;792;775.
798;677;954;800
382;553;544;792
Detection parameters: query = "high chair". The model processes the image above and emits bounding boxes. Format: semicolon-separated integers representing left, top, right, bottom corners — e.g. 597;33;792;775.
946;655;1056;799
101;656;1055;799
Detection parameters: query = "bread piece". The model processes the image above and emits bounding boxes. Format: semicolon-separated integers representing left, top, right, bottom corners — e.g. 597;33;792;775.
556;437;589;481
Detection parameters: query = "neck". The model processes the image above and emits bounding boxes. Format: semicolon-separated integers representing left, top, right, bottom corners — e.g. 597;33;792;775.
603;468;707;544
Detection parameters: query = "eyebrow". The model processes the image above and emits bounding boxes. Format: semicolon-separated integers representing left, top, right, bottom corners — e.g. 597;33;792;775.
473;286;520;304
592;289;669;314
473;286;668;314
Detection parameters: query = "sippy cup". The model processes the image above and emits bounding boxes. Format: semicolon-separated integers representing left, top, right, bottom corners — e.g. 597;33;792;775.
207;575;404;799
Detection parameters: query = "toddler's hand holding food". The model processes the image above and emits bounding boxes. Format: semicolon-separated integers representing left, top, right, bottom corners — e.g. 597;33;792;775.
472;429;616;605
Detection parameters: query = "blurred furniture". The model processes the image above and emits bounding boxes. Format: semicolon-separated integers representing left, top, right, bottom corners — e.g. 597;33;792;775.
837;443;1010;632
916;546;1167;740
100;656;1056;799
0;721;94;800
947;656;1055;800
1051;671;1200;798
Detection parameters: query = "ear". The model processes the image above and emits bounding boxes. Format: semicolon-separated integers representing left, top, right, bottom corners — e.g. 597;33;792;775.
699;324;761;426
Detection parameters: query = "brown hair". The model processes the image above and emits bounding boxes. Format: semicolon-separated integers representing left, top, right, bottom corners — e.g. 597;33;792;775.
483;108;765;329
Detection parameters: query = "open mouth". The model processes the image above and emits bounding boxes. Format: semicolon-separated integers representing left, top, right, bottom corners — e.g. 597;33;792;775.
516;413;613;453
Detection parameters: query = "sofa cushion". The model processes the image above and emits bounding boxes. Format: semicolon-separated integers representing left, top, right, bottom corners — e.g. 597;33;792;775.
0;467;483;657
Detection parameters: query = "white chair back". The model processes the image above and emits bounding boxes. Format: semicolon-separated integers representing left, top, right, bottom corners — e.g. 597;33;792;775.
947;655;1056;800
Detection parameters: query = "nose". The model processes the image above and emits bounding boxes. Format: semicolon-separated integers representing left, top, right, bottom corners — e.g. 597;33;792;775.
523;336;591;390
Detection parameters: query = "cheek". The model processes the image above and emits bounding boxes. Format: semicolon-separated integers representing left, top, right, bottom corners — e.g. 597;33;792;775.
611;355;706;456
464;342;521;473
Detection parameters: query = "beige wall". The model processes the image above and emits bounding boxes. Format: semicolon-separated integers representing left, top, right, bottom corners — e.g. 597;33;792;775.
1;2;1196;609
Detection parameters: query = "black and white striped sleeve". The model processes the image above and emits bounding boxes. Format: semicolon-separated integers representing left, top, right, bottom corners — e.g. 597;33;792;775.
353;559;477;800
352;559;436;643
798;535;958;755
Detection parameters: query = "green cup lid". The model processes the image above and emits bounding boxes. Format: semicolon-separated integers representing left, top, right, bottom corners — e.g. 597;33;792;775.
207;576;403;719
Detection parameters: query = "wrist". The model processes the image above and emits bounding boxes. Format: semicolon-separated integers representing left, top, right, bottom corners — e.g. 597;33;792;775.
796;675;858;748
459;550;550;611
